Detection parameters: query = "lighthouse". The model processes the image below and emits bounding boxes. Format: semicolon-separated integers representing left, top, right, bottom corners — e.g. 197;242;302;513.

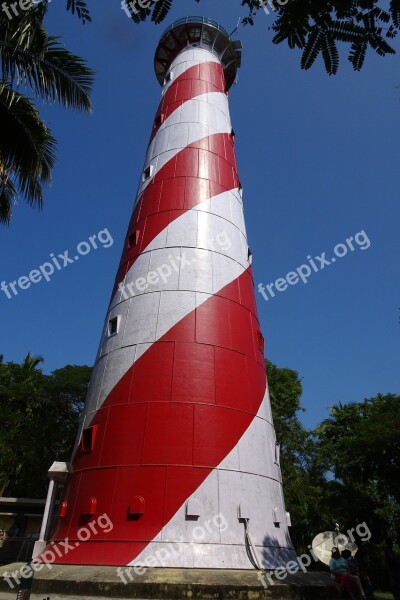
46;16;296;569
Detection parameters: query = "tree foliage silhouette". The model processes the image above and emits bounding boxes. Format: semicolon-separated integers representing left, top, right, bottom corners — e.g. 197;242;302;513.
125;0;399;76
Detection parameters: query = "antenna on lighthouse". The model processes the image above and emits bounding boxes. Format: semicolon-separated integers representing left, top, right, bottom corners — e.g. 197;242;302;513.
229;16;242;37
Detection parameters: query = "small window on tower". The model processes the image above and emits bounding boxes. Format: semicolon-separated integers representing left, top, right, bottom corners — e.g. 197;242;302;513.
248;248;253;264
154;112;165;129
274;441;281;466
108;316;120;337
163;71;173;85
231;128;236;143
258;331;265;354
81;425;98;453
128;230;140;249
143;165;153;181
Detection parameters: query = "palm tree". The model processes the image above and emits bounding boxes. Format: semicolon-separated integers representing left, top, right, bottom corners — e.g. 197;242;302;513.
21;353;44;371
0;1;93;224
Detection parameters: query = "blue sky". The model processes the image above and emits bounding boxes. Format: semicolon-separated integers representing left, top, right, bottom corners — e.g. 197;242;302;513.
0;0;398;429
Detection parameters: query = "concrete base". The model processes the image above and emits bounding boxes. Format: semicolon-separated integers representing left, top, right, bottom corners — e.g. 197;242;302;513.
0;563;339;599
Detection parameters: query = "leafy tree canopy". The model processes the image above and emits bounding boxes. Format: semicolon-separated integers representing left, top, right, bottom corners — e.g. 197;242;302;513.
267;359;330;548
267;361;400;561
316;394;400;537
0;354;91;498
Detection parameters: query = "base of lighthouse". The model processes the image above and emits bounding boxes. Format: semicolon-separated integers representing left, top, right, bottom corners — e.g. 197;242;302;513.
127;399;296;571
0;564;336;600
39;394;296;570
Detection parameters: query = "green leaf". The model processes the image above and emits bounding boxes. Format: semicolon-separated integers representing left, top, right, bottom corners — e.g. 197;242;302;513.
321;32;339;75
301;27;323;70
151;0;173;24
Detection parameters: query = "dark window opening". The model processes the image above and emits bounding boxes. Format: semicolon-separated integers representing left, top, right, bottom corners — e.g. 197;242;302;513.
128;230;140;249
258;331;265;354
81;425;98;452
154;112;165;129
164;71;172;85
109;316;119;336
143;165;152;181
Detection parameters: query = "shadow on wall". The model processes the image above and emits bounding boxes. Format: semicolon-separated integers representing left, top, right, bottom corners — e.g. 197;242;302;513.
260;531;299;570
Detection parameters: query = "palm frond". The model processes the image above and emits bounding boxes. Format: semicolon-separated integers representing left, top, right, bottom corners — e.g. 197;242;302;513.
0;0;93;224
0;161;17;224
1;16;46;92
0;37;94;112
0;83;56;224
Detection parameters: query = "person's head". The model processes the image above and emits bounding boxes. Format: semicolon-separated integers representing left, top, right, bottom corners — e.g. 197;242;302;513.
331;547;340;559
341;549;352;559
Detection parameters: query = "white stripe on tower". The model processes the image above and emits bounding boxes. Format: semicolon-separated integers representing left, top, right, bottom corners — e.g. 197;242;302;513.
140;92;232;195
81;188;247;415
